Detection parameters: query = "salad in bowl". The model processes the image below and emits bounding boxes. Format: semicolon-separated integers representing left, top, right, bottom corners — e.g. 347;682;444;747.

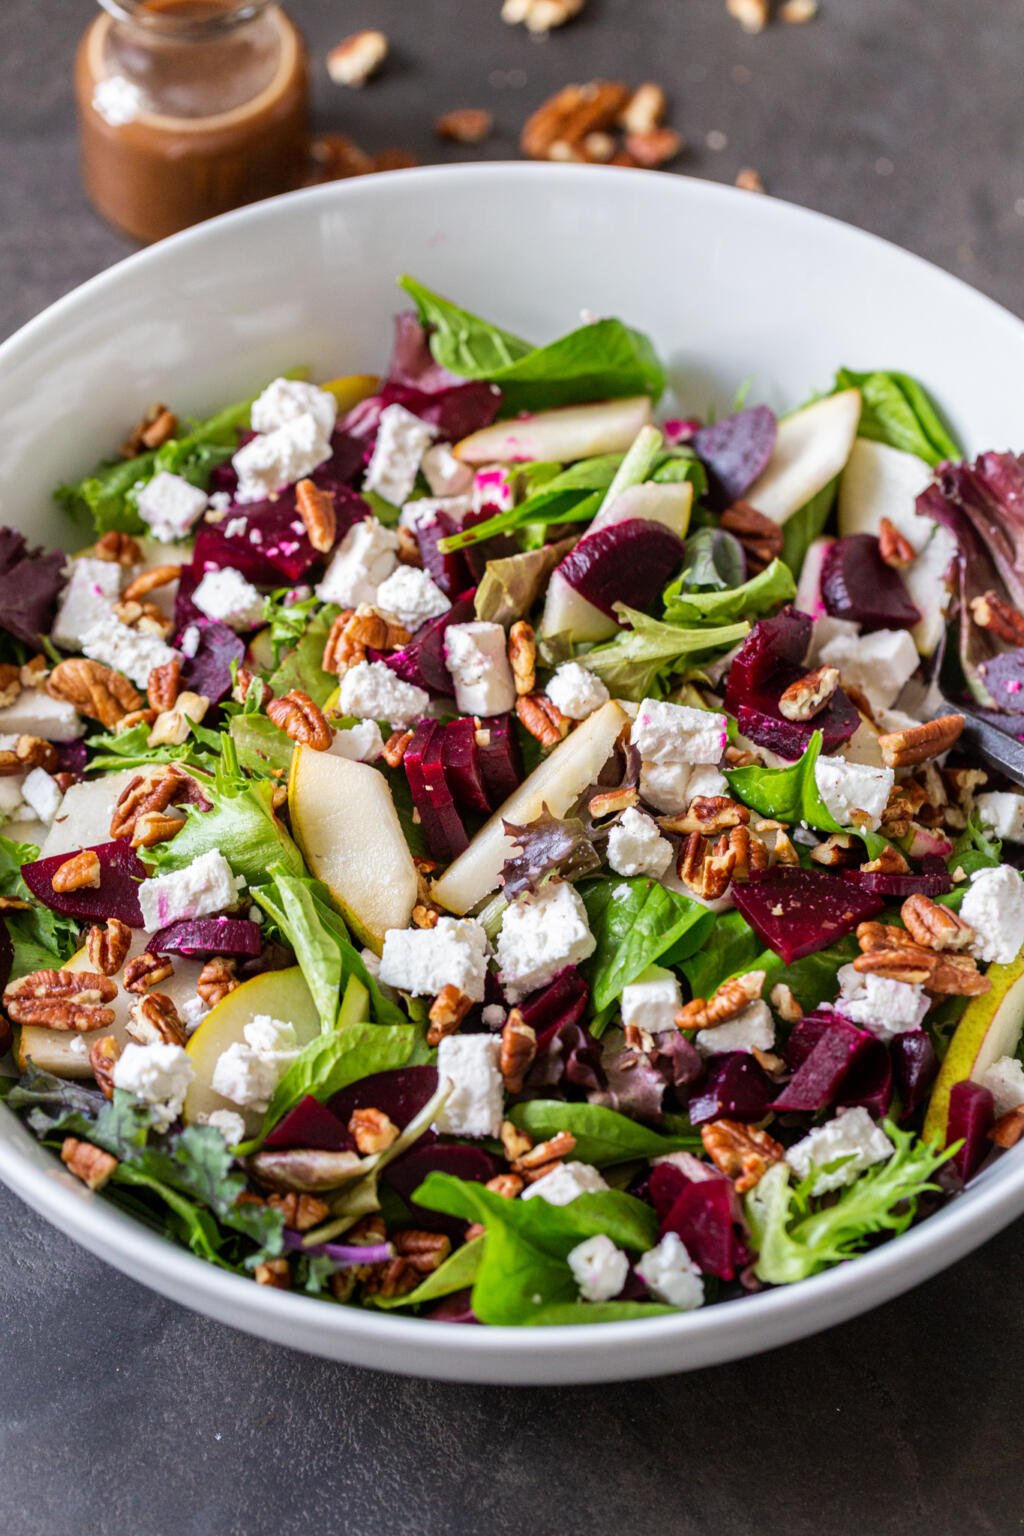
2;274;1024;1327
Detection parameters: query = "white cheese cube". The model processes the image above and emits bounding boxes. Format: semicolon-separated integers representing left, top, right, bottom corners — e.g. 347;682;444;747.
329;720;385;763
0;691;83;743
363;403;438;507
639;761;696;815
20;768;62;826
433;1034;504;1138
521;1161;608;1205
567;1234;629;1302
443;621;516;718
52;557;121;650
379;915;490;1001
232;412;331;504
981;1054;1024;1116
621;965;681;1035
138;849;240;932
136;472;208;543
546;663;610;721
337;660;428;727
374;566;450;632
976;791;1024;844
813;755;894;831
80;617;180;689
631;699;728;766
836;965;929;1040
496;880;596;1002
786;1106;895;1195
113;1042;194;1131
819;627;919;713
961;864;1024;964
696;999;775;1056
421;443;474;498
250;377;337;440
316;517;400;608
211;1042;280;1113
606;806;673;878
203;1108;247;1145
635;1232;704;1310
191;567;266;631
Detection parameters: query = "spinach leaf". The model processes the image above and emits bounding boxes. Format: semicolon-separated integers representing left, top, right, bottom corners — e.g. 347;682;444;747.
581;876;715;1011
724;730;888;859
579;609;750;701
415;1172;663;1325
523;1298;677;1325
781;477;838;575
265;604;340;705
677;909;763;999
509;1100;700;1164
679;920;858;1014
662;557;796;627
947;812;1002;881
145;775;304;888
399;276;665;412
834;368;961;467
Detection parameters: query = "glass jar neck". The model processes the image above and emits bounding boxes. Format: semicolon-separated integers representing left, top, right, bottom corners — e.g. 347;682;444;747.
97;0;272;41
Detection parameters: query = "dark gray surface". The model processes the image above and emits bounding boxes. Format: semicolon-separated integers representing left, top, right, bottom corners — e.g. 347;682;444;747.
1;2;1022;1532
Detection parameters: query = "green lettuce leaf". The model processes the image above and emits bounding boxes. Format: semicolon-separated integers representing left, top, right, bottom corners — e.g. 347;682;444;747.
84;720;218;774
746;1126;955;1284
399;276;665;412
228;712;294;779
0;835;79;978
266;604;340;705
262;588;323;668
144;774;304;888
834;368;961;467
509;1100;700;1164
724;730;888;859
677;907;858;1013
581;876;715;1013
662;556;796;627
579;609;750;701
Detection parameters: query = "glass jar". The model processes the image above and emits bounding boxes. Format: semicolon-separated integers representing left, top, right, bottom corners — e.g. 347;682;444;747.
75;0;310;244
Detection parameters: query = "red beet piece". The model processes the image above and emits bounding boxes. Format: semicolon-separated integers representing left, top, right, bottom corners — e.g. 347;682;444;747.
404;719;469;863
693;405;777;508
724;607;812;702
149;917;262;958
473;713;522;809
891;1031;938;1120
328;1065;440;1131
442;718;491;814
557;518;686;619
947;1079;995;1183
416;510;472;597
733;677;860;760
773;1016;878;1112
732;866;884;964
841;856;952;899
687;1052;775;1125
821;534;921;632
660;1177;750;1280
382;590;477;696
263;1094;355;1152
22;840;147;927
520;967;591;1036
427;1289;480;1324
179;619;245;705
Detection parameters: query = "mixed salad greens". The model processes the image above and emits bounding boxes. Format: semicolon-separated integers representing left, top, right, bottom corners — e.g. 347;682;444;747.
3;276;1024;1326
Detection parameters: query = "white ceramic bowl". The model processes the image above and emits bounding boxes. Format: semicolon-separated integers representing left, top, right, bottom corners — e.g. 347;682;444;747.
1;164;1022;1383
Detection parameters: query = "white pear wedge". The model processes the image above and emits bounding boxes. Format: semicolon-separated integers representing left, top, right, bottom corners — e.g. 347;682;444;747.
453;397;653;466
923;954;1024;1145
746;388;862;526
588;480;693;539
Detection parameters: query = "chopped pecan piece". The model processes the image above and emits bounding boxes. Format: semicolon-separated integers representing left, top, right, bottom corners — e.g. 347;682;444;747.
52;850;101;893
254;1258;291;1289
48;657;141;729
659;795;749;836
131;810;184;849
860;844;910;876
810;833;859;867
677;969;765;1031
718;823;767;882
197;956;239;1007
89;1034;120;1099
61;1136;118;1191
502;0;584;31
486;1172;525;1199
266;1192;331;1232
348;1106;400;1154
122;403;177;457
619;81;666;135
122;564;181;603
990;1105;1024;1149
735;167;766;193
94;529;143;566
901;893;975;951
508;620;537;696
15;735;59;772
123;952;175;993
295;478;337;553
127;992;188;1046
500;1119;533;1161
969;590;1024;646
769;982;803;1022
326;28;388;86
878;517;916;569
266;689;332;750
589;784;639;819
516;692;569;747
720;502;784;572
701;1118;785;1192
778;665;840;722
512;1131;577;1177
0;664;21;710
500;1013;537;1093
624;127;684;166
5;969;117;1031
427;984;473;1047
878;713;964;768
726;0;770;31
435;107;494;143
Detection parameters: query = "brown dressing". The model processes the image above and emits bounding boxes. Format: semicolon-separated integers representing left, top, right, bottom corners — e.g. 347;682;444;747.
76;0;309;244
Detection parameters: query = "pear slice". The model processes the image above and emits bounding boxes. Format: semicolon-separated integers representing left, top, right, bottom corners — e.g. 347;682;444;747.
431;700;629;915
746;388;862;526
453;396;654;466
320;373;379;411
17;934;204;1080
184;966;321;1133
588;480;694;539
923;954;1024;1145
288;745;418;952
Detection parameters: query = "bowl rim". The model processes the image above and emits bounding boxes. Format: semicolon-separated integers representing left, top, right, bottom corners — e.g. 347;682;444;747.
2;161;1023;1377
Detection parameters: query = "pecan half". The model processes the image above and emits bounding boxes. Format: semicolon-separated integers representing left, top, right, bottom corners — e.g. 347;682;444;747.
123;951;175;993
197;956;239;1007
901;893;975;951
718;823;767;882
701;1118;785;1193
147;657;182;712
89;1034;120;1099
856;920;921;954
512;1131;577;1177
348;1106;400;1154
265;1192;331;1231
267;690;332;750
675;831;736;901
4;970;117;1031
110;764;192;841
127;992;187;1046
878;517;916;570
778;665;840;722
500;1013;537;1093
435;107;494;143
61;1136;117;1191
95;530;143;566
48;658;142;728
969;590;1024;646
86;918;132;977
878;713;964;768
131;810;184;849
720;502;784;573
382;728;413;768
122;403;177;457
677;969;765;1031
295;478;337;553
853;946;990;994
427;984;473;1046
659;795;749;836
521;80;629;161
321;610;358;674
123;564;181;603
52;850;101;893
508;620;537;696
516;692;569;747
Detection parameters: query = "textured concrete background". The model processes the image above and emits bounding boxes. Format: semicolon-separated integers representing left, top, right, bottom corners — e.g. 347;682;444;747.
1;2;1022;1532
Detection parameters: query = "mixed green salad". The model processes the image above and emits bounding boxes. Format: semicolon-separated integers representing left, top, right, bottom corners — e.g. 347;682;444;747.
3;276;1024;1326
